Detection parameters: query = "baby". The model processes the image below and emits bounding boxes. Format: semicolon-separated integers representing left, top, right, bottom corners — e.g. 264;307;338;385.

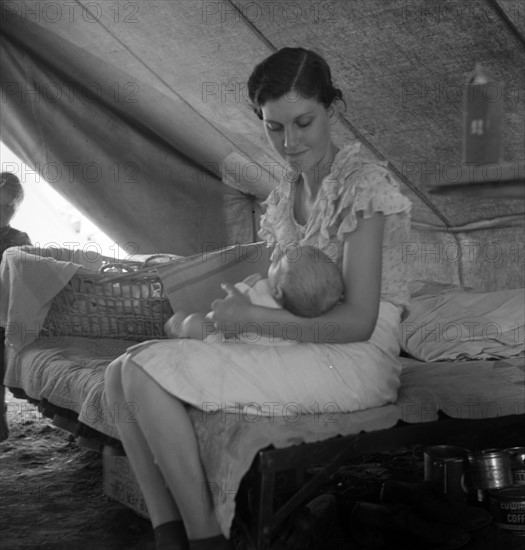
164;244;343;342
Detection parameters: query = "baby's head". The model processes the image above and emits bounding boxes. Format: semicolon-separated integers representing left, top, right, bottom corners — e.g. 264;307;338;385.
0;172;24;228
268;245;343;317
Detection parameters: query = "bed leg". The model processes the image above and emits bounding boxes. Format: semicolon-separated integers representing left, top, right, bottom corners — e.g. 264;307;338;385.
253;464;275;550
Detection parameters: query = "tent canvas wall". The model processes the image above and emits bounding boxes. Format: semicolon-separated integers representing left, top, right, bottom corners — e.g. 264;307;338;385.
1;0;524;290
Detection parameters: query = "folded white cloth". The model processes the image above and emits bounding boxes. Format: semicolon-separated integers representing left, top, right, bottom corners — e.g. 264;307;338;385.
234;273;281;309
0;247;87;351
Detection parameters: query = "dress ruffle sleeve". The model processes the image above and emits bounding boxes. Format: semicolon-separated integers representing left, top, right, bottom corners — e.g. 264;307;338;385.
257;188;280;245
334;163;412;239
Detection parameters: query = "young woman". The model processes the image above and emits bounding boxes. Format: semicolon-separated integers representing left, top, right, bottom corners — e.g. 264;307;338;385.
105;47;412;550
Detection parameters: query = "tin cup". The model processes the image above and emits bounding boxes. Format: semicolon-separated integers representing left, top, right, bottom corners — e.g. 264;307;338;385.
468;449;514;491
424;445;470;502
505;447;525;486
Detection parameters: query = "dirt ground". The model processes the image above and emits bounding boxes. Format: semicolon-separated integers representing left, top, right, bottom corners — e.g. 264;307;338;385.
1;390;524;550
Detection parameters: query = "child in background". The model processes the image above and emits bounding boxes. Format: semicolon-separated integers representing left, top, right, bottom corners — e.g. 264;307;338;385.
0;172;31;254
0;172;32;442
164;245;344;343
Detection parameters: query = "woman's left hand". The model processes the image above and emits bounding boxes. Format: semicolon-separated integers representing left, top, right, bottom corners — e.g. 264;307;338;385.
209;283;252;332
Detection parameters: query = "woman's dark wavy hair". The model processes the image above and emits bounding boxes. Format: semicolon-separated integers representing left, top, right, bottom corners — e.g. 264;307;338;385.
247;47;345;119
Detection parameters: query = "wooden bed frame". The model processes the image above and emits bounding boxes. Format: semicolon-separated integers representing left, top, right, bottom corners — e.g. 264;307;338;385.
7;372;524;550
234;412;525;549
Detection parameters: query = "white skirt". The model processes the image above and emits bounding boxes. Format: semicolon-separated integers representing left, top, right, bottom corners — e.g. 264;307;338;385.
113;301;403;416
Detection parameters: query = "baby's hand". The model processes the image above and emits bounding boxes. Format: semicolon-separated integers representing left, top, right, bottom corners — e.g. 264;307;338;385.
164;311;188;338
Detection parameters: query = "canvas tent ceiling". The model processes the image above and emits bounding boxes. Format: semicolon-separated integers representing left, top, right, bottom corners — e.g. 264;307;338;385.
0;0;523;290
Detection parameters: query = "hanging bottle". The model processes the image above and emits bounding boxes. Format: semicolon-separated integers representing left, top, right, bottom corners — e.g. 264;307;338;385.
463;63;504;164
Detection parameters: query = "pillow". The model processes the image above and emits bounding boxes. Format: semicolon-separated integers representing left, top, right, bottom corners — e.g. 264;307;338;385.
401;287;525;361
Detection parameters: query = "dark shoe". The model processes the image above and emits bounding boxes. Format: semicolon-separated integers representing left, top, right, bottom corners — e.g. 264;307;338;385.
380;479;492;531
350;501;471;550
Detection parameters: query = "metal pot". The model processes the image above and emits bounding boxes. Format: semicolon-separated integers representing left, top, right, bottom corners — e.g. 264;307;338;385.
468;450;514;491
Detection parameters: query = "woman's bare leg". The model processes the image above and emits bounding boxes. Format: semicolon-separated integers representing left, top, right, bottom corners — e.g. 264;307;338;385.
120;356;224;540
105;358;182;527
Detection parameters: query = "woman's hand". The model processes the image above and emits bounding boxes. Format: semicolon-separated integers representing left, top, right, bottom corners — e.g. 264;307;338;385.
209;283;252;334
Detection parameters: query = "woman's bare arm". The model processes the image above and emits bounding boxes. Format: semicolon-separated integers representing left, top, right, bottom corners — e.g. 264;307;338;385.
212;212;385;344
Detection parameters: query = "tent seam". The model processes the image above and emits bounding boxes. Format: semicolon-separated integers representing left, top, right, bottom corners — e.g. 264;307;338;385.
487;0;525;51
413;214;525;232
226;0;278;51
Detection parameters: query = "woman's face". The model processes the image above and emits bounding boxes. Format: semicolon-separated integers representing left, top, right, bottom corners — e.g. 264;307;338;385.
261;93;335;174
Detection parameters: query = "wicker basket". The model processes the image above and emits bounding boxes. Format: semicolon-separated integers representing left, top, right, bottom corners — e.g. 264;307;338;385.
43;260;174;341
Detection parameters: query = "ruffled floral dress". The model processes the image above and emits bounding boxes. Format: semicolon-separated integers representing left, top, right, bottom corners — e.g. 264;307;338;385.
117;142;412;415
259;142;412;313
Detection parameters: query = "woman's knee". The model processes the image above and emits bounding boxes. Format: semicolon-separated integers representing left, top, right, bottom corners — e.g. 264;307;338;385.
120;356;156;401
105;357;125;400
105;355;142;400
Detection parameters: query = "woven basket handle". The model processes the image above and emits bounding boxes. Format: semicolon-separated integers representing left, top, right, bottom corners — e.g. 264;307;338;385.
99;262;142;273
141;254;182;267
